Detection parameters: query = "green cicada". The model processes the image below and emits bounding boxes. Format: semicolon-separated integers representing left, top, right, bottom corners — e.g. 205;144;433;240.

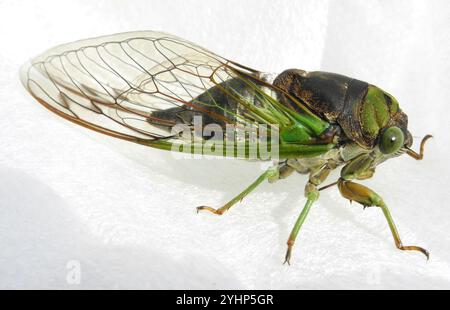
21;31;432;264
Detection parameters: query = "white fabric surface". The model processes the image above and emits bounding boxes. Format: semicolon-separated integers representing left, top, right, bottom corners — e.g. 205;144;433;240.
0;0;449;289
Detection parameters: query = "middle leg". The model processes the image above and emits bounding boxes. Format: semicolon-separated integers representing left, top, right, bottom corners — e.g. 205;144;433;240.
284;164;333;265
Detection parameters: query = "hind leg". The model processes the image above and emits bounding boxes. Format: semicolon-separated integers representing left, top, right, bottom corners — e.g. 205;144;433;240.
197;166;279;215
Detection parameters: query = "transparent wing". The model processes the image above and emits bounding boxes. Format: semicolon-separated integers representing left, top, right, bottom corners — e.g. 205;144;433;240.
21;31;330;157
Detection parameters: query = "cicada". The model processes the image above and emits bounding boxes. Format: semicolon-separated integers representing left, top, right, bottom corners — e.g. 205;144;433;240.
21;31;432;264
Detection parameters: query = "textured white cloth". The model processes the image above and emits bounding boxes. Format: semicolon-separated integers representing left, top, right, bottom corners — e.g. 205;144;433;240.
0;0;449;289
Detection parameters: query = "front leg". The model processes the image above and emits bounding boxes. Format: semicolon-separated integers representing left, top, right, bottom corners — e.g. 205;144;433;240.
338;154;429;259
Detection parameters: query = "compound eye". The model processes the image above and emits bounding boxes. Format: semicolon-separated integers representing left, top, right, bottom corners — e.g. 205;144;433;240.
379;126;404;154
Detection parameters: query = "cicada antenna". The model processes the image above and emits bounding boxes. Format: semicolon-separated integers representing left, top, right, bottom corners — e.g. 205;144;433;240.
405;134;433;160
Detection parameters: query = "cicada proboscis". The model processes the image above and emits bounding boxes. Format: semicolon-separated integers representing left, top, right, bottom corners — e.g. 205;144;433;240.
20;31;432;264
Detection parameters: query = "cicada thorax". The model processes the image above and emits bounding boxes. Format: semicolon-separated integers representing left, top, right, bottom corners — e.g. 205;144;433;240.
273;69;409;149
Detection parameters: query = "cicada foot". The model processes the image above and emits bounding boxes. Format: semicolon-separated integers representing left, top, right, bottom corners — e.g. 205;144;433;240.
338;179;430;260
283;241;294;266
196;206;228;216
397;244;430;260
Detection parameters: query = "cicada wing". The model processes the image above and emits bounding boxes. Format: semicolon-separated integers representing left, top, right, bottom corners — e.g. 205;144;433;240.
20;31;214;142
21;31;331;158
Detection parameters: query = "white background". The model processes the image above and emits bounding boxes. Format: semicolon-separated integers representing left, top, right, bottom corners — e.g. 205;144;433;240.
1;0;449;289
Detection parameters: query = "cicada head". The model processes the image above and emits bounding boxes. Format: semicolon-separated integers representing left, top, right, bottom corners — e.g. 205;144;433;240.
359;85;415;160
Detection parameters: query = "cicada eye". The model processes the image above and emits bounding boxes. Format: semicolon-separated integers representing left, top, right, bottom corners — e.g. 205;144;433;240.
379;126;404;154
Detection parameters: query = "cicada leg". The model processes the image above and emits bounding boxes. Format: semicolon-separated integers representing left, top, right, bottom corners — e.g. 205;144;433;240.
284;164;333;265
196;166;279;216
284;184;318;265
338;179;429;259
